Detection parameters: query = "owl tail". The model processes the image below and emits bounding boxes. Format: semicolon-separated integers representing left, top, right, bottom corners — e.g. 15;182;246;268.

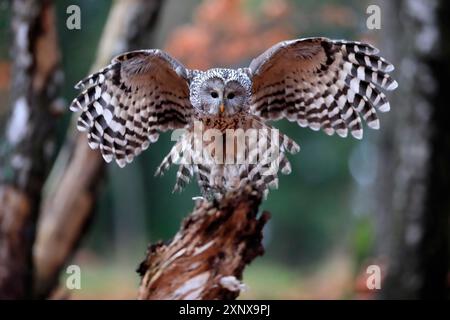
235;118;300;198
155;133;195;193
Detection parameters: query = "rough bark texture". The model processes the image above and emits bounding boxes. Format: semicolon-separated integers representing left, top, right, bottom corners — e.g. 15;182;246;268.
0;0;63;299
33;0;164;299
137;186;269;300
375;0;449;299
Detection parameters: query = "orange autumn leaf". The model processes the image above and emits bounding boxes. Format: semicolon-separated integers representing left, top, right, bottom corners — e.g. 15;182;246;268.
164;0;294;70
319;4;356;28
0;61;11;90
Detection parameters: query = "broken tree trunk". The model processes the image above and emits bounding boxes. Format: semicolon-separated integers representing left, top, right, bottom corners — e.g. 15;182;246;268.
33;0;164;299
0;0;63;299
137;186;270;300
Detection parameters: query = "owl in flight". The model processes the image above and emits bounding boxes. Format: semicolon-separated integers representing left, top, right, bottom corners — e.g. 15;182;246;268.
70;37;397;198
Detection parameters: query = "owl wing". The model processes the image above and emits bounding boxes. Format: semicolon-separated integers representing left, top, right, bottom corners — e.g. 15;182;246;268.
70;50;193;167
248;37;398;139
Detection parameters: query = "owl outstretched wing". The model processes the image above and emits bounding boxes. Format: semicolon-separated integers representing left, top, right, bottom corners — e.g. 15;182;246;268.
248;37;398;139
70;50;193;167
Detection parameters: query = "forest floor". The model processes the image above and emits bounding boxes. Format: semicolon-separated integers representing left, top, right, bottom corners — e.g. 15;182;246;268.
58;251;356;300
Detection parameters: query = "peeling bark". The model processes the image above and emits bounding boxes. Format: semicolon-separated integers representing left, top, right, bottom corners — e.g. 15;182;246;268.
0;0;63;299
137;186;269;300
32;0;164;299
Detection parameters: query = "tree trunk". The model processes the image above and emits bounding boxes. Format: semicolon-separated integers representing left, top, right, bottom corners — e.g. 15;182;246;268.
0;0;63;299
32;0;164;299
137;186;269;300
375;0;449;299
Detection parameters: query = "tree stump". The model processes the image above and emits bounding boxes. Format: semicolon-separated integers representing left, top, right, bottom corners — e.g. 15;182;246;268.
137;186;270;300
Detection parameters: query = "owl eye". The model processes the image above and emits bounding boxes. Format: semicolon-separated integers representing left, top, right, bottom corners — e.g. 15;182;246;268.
210;92;219;98
227;93;235;99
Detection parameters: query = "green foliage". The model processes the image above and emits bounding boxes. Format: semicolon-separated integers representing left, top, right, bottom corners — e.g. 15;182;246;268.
352;215;375;267
0;1;10;59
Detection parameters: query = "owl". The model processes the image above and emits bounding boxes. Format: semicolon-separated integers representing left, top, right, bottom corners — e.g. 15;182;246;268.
70;37;397;198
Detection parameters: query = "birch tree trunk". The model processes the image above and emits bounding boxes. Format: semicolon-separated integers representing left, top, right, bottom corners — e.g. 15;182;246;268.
32;0;164;299
0;0;63;299
375;0;449;299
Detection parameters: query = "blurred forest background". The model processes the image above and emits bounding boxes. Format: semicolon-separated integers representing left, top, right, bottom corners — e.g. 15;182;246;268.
0;0;448;299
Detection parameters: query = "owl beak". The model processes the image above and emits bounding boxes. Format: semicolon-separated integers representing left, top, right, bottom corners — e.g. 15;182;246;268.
219;104;225;114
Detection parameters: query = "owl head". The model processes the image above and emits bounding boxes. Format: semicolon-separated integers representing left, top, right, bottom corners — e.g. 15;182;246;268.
189;68;252;116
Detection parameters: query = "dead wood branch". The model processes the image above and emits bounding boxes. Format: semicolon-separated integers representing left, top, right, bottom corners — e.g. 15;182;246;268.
137;186;270;300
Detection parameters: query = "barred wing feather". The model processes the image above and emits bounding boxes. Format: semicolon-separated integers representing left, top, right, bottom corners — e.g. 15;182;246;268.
70;49;193;167
249;37;398;139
